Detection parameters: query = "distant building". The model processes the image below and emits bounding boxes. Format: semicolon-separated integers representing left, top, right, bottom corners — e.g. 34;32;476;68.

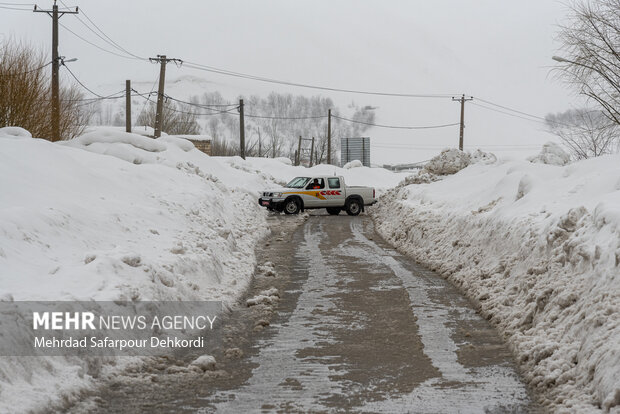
178;135;212;156
341;137;370;167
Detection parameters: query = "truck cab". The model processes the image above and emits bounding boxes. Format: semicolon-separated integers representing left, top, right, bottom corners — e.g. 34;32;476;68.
258;175;376;216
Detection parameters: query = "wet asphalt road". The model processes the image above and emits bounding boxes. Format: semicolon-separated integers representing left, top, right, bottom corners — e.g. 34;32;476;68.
68;213;539;413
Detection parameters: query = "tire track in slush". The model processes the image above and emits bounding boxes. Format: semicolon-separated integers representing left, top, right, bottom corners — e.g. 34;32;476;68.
206;223;347;412
204;216;536;413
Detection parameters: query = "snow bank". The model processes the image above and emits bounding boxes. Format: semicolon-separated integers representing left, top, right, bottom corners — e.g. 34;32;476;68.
422;148;497;176
223;156;411;195
528;141;571;166
0;126;32;139
373;154;620;412
0;128;279;412
343;159;363;169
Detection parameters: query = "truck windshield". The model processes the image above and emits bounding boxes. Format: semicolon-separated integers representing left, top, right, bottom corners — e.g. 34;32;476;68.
286;177;311;188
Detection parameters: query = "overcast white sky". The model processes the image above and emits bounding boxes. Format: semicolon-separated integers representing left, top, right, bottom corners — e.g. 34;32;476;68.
1;0;584;164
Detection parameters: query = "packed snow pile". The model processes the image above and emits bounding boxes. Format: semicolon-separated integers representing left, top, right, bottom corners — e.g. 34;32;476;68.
528;141;571;166
423;148;497;176
372;154;620;412
223;156;411;195
0;128;280;413
0;126;32;139
343;159;363;169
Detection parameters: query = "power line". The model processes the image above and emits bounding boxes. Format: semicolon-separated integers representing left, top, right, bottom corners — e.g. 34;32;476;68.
59;22;140;60
76;6;146;60
2;61;52;76
332;114;460;130
183;61;457;99
162;95;240;109
470;102;548;124
245;113;326;120
0;5;32;10
475;97;548;121
58;0;146;61
61;62;120;99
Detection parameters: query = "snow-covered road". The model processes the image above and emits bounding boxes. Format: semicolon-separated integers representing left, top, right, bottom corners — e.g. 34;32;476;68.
70;213;538;413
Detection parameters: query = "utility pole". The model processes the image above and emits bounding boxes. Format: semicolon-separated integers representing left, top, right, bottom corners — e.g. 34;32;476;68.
327;109;332;164
297;135;302;166
34;1;78;142
149;55;182;138
257;127;262;158
239;99;245;159
125;80;131;133
452;94;473;151
309;137;315;167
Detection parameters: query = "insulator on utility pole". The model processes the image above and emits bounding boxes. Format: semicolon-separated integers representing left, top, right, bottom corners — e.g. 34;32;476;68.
452;94;473;151
33;2;79;142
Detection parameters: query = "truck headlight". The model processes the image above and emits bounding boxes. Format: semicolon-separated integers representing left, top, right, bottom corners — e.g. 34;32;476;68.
273;192;283;198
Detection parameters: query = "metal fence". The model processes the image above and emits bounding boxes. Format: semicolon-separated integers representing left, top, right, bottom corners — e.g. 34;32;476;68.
341;137;370;167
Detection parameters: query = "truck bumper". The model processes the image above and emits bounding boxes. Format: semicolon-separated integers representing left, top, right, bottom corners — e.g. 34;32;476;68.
258;198;284;211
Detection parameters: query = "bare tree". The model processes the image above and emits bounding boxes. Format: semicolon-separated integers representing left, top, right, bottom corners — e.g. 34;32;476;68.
137;101;201;135
546;108;619;159
0;39;88;140
555;0;620;124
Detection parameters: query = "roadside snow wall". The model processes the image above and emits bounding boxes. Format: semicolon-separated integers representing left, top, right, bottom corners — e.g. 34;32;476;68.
0;127;279;413
372;155;620;412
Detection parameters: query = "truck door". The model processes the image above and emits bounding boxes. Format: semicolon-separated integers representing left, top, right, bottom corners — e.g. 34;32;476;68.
325;177;346;207
303;178;326;207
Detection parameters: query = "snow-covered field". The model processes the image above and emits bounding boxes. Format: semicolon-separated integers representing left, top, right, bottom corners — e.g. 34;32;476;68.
373;147;620;412
0;126;408;413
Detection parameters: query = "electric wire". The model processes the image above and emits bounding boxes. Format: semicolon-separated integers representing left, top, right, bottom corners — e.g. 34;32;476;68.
59;22;143;61
2;61;52;76
244;113;327;120
76;6;146;60
183;61;457;99
58;0;146;61
470;102;548;125
61;62;122;99
475;97;549;121
0;4;31;10
332;114;460;130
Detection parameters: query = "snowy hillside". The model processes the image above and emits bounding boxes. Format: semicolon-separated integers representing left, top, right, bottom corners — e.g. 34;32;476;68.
372;148;620;412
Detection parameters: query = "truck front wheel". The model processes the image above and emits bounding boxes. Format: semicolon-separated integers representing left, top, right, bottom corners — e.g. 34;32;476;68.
345;199;361;216
283;198;300;215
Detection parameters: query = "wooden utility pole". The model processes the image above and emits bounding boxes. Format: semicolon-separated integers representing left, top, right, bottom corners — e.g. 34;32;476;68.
309;137;315;167
452;94;473;151
327;109;332;164
34;1;78;142
149;55;182;138
239;99;245;159
257;127;262;158
297;135;302;166
125;80;131;133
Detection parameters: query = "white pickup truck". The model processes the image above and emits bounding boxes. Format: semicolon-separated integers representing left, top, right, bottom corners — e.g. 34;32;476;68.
258;175;376;216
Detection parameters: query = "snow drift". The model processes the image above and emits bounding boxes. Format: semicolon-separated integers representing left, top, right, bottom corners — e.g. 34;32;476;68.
0;128;277;412
373;154;620;412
